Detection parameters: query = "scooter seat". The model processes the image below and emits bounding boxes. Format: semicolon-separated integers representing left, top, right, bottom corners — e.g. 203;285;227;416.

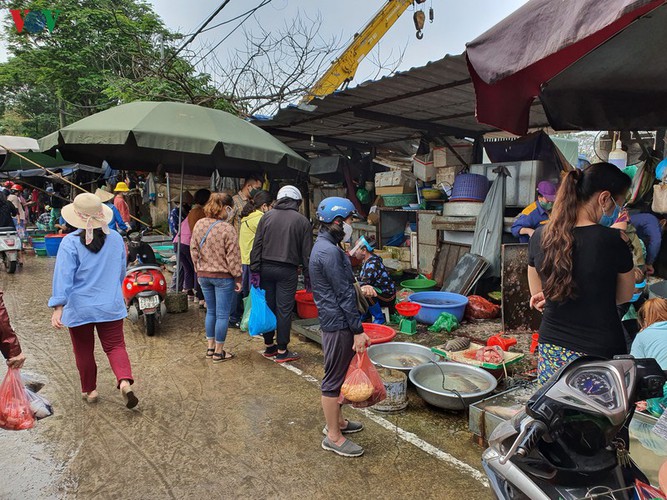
127;264;162;273
0;227;17;234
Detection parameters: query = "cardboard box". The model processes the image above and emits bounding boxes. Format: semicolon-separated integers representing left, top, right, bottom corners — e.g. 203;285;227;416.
375;184;415;195
374;170;413;188
413;157;436;182
435;166;458;187
433;144;473;168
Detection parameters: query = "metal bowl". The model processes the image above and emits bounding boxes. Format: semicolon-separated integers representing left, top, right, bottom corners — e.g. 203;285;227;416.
409;362;497;410
367;342;439;374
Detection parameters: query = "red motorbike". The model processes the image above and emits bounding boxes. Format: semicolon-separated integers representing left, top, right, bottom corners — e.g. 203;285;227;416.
123;265;167;336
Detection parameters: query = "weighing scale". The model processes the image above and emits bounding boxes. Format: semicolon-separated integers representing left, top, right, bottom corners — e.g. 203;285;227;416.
395;302;421;335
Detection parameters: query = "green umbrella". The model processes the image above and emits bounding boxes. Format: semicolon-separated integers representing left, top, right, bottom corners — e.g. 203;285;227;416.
38;101;309;176
0;151;72;171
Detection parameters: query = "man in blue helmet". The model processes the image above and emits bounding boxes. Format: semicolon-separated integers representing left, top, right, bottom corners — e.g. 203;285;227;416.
310;196;371;458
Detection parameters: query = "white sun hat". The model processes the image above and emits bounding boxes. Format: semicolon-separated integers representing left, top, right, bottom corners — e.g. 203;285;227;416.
61;193;113;244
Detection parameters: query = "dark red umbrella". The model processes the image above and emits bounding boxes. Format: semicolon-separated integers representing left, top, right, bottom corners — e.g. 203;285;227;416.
466;0;667;135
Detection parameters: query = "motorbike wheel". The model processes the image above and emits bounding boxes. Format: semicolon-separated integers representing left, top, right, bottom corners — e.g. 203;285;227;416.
144;313;156;336
6;261;17;274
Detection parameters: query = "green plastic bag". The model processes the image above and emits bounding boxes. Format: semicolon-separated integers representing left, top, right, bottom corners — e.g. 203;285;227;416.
240;295;252;332
427;312;459;333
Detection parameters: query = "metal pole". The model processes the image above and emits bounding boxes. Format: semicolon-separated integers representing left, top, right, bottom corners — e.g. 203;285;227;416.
175;156;184;291
166;172;171;212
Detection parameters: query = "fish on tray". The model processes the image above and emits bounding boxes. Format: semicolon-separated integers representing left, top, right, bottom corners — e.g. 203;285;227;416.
444;337;470;352
484;404;523;419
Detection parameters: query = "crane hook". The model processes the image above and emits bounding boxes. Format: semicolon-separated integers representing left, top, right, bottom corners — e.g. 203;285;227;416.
413;10;425;39
416;30;424;40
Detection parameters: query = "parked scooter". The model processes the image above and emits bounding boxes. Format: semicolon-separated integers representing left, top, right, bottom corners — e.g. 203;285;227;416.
0;226;21;274
482;356;666;499
123;230;167;336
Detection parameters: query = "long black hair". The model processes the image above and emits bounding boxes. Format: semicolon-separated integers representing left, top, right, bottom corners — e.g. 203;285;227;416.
540;162;631;302
79;228;107;253
241;190;272;218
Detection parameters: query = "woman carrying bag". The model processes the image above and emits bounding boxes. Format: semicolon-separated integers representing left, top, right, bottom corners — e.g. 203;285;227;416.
191;193;242;363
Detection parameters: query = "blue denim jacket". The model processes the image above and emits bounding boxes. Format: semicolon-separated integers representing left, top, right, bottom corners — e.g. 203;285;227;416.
48;230;128;327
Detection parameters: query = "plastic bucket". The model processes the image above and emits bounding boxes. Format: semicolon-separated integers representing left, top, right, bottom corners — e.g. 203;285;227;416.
407;291;469;324
45;234;66;257
295;290;318;319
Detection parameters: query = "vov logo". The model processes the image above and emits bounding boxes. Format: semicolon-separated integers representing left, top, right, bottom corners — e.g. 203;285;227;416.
10;9;61;33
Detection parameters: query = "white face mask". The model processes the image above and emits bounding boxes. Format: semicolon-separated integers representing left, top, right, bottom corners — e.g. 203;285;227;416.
225;206;233;220
342;222;353;243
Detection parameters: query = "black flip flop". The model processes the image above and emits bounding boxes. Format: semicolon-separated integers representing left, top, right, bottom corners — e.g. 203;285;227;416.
212;350;235;363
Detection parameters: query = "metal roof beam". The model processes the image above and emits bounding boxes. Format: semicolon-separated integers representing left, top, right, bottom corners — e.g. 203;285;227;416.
353;110;483;138
262;127;372;151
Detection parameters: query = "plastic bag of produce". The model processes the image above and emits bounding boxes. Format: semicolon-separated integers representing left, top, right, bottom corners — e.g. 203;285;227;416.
25;388;53;420
240;295;252;332
338;352;387;408
248;286;277;337
427;312;459;333
465;295;501;320
0;368;34;431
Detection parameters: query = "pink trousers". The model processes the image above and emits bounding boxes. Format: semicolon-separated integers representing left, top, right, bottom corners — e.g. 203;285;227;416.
68;319;134;393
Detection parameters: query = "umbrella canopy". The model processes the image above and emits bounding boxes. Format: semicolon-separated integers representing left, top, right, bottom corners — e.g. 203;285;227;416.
0;135;39;154
0;151;72;171
38;101;309;176
466;0;667;135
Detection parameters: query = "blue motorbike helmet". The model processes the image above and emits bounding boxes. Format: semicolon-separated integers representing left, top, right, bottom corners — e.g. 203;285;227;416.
316;197;357;223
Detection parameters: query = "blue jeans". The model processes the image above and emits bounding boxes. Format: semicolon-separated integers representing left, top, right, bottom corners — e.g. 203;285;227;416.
198;277;235;344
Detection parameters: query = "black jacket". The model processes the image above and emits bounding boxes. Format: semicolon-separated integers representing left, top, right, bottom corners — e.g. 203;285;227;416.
249;198;312;273
0;201;17;228
309;231;363;334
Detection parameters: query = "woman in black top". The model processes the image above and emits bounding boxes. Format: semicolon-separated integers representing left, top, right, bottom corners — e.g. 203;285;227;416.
0;192;17;228
528;163;635;384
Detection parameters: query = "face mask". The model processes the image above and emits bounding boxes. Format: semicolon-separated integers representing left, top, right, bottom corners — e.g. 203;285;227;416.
342;222;353;243
225;206;233;220
539;200;553;211
599;199;621;227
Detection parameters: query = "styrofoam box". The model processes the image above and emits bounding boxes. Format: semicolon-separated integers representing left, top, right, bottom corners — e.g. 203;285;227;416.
413;157;436;182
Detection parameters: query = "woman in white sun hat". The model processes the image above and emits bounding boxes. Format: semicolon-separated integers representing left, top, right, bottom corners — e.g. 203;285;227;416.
48;193;138;408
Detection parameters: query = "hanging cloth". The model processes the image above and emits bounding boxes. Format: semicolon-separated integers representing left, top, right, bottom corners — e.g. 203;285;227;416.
470;166;510;278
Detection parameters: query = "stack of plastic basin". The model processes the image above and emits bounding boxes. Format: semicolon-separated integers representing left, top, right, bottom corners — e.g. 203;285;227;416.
32;237;47;256
45;234;66;257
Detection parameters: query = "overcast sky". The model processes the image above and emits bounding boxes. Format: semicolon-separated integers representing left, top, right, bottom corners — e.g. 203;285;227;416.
149;0;528;85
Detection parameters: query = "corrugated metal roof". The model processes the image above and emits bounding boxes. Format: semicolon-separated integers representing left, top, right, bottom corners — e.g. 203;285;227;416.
254;53;550;153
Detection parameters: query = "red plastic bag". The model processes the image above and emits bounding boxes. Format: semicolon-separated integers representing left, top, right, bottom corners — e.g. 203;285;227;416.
465;295;501;320
0;368;34;431
338;352;387;409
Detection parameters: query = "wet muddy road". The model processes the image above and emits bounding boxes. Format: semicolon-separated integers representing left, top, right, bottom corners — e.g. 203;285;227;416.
1;256;491;499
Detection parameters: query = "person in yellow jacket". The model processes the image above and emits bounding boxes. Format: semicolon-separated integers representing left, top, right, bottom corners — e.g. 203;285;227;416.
230;191;274;326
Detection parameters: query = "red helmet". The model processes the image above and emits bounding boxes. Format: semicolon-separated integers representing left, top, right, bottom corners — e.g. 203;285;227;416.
11;184;23;191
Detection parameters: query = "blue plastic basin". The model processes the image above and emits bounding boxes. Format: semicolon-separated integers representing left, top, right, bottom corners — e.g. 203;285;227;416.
407;291;469;324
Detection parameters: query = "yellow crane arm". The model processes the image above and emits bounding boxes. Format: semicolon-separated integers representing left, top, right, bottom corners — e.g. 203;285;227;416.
301;0;415;104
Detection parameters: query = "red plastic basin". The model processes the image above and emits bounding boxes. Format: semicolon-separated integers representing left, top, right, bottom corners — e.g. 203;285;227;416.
395;302;421;318
362;323;396;345
295;290;318;319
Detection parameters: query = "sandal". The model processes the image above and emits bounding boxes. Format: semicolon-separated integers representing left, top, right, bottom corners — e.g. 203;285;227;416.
206;348;215;359
212;350;235;363
120;384;139;409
